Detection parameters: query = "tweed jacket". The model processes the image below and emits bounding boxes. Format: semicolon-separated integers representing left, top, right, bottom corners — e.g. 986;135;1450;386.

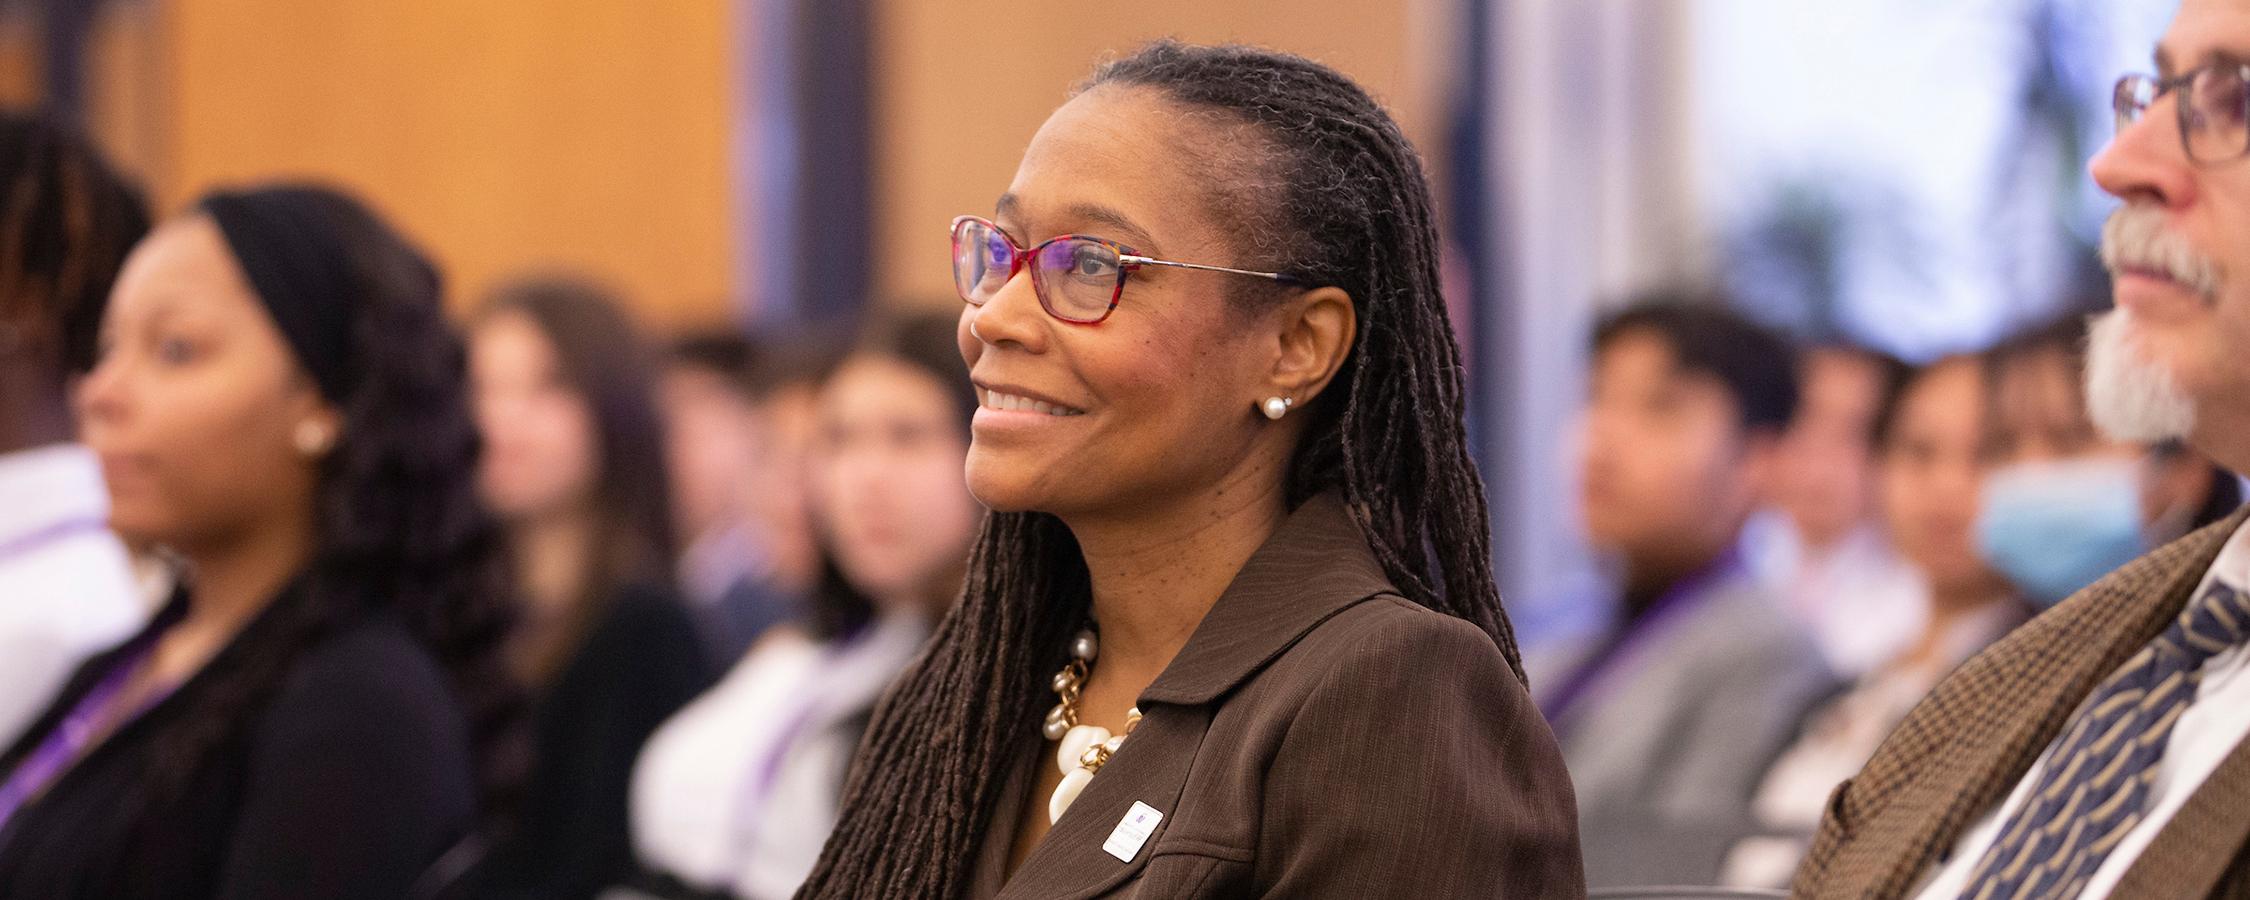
966;493;1586;899
1794;508;2250;899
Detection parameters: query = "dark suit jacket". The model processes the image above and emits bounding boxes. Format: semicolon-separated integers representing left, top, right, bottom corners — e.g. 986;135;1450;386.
1795;507;2250;899
465;583;712;900
0;583;478;900
967;494;1585;899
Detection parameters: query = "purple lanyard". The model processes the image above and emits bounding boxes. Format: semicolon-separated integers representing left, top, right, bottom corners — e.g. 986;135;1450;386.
0;516;109;566
0;626;173;833
1540;547;1744;729
728;629;871;853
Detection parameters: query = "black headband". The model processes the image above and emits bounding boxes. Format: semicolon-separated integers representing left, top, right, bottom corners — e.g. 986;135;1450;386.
200;188;361;401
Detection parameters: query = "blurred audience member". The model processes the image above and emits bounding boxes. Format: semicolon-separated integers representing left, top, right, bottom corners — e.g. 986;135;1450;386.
737;334;827;616
1536;299;1834;888
464;277;711;899
1;185;515;898
631;311;978;900
1794;26;2250;887
0;111;149;747
1748;343;1925;676
1978;316;2241;608
1725;356;2026;887
659;330;826;664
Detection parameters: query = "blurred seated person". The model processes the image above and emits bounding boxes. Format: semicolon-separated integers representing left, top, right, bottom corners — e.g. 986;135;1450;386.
1532;298;1834;888
462;277;712;899
0;185;512;898
0;110;150;747
658;331;828;663
1724;356;2027;887
631;312;980;900
1747;342;1926;676
1976;315;2241;607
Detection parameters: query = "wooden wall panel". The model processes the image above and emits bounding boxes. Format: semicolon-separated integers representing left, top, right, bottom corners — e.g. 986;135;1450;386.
0;17;37;108
154;1;737;327
54;0;1439;327
869;0;1444;309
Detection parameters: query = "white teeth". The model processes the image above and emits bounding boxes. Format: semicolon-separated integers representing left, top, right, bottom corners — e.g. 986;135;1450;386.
980;389;1084;417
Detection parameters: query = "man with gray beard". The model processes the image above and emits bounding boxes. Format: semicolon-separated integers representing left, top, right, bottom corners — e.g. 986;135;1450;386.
1793;2;2250;897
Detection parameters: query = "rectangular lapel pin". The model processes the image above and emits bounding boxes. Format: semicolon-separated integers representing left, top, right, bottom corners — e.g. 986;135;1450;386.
1102;801;1164;863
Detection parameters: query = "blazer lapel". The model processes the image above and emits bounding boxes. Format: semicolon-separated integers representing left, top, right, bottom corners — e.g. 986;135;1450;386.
992;491;1399;899
2109;730;2250;900
1837;510;2247;896
994;704;1211;900
2109;515;2250;900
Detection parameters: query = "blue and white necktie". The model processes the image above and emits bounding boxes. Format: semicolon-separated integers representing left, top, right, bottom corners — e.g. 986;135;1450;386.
1959;579;2250;900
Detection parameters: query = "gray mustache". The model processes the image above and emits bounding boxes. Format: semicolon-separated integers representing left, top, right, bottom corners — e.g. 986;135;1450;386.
2101;204;2221;300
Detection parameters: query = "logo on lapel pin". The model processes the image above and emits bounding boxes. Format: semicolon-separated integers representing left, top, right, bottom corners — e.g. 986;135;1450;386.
1102;801;1164;863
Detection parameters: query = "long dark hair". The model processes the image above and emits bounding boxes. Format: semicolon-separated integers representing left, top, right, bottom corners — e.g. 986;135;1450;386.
137;184;523;819
0;109;149;373
475;276;677;681
801;310;977;641
797;42;1517;899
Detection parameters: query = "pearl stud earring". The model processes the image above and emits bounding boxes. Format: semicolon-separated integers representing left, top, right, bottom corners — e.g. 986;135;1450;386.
1260;396;1295;421
294;420;335;457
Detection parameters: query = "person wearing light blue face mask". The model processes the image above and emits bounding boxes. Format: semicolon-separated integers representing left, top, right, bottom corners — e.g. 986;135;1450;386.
1794;12;2250;889
1977;457;2149;608
1976;317;2240;609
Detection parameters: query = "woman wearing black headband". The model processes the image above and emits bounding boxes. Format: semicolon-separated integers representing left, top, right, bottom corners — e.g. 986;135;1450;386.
0;184;519;899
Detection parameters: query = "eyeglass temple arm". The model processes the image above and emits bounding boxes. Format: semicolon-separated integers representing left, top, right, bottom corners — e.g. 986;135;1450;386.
1120;255;1296;283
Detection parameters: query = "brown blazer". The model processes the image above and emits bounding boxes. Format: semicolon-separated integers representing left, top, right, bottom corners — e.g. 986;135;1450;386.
967;494;1585;899
1794;508;2250;899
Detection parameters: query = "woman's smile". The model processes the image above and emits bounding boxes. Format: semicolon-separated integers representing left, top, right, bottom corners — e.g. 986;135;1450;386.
971;380;1089;436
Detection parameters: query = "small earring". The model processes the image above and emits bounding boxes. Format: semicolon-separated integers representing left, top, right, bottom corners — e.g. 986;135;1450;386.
1260;396;1295;421
294;420;335;457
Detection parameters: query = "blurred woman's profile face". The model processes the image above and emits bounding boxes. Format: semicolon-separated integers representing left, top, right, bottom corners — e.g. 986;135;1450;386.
75;216;331;551
1988;347;2137;467
957;85;1294;518
809;353;979;613
1879;359;2001;594
470;310;600;522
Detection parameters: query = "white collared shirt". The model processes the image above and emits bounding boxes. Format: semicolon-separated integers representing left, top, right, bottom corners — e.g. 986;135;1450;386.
1743;511;1928;678
0;444;146;746
1914;520;2250;900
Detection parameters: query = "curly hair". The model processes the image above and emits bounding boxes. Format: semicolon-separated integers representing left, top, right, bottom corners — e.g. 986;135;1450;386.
134;185;525;821
0;108;148;373
797;41;1519;899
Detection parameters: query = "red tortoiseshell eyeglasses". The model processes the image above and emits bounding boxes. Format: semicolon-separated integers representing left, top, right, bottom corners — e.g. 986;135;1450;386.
950;215;1300;325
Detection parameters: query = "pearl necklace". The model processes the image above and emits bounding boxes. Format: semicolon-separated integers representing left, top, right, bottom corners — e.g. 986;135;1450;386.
1041;626;1140;824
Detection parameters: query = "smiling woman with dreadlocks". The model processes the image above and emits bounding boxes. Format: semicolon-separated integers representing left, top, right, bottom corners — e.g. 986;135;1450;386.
794;42;1583;900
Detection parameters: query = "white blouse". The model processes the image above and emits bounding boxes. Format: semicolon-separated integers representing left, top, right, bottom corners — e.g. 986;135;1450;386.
0;445;146;746
630;612;929;900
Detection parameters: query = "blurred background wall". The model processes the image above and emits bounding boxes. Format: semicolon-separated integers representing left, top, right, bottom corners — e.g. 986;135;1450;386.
868;0;1448;306
0;0;2188;618
4;0;735;328
0;0;1448;329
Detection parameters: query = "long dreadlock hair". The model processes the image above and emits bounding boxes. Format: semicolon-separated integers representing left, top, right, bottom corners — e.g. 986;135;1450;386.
796;41;1518;899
